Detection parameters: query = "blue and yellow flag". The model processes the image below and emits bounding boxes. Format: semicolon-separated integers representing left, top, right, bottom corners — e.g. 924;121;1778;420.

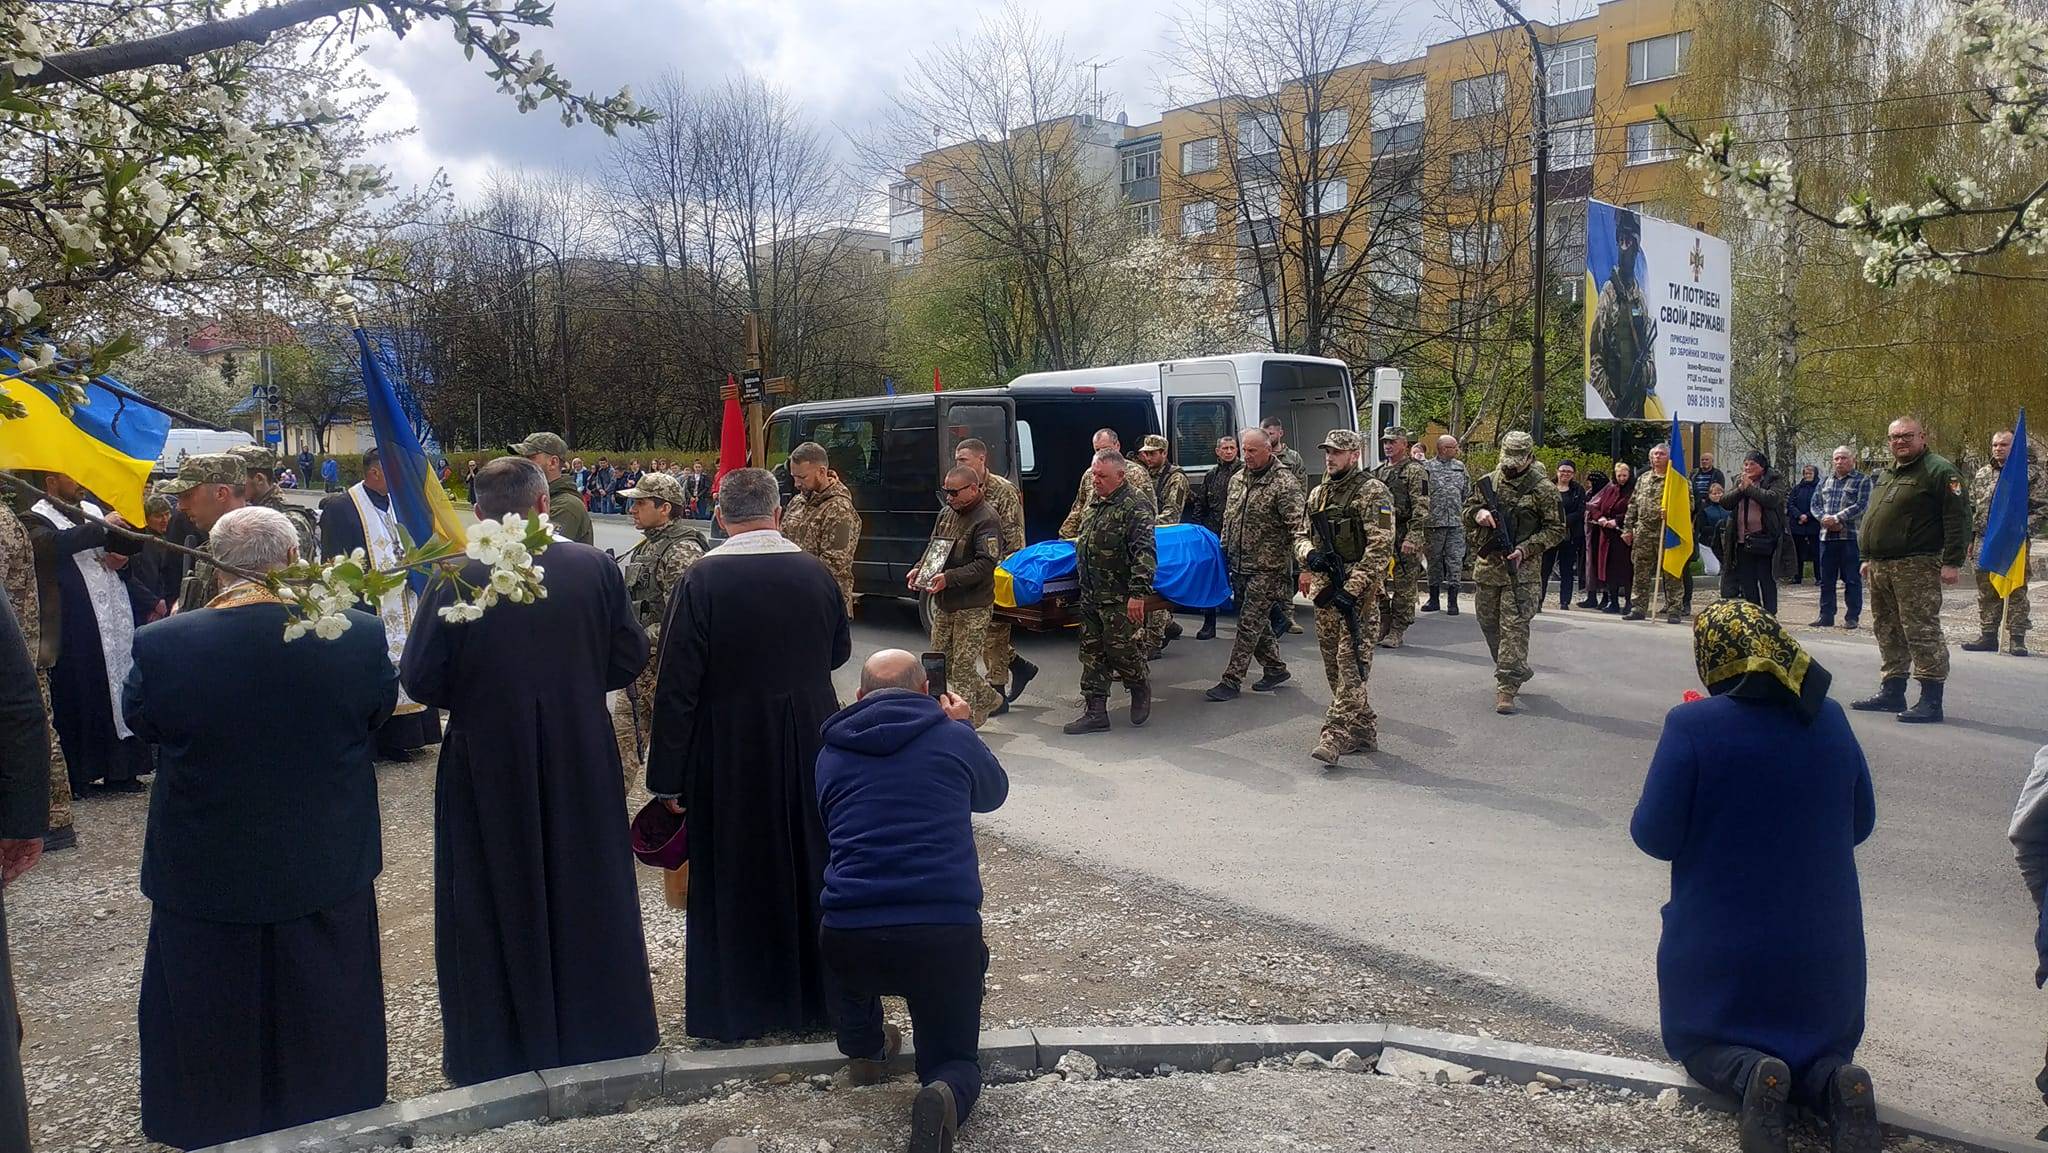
354;328;466;569
1661;416;1693;579
1981;409;2031;600
0;349;171;523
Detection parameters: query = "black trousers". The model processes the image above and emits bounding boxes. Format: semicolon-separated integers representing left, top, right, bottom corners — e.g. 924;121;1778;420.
0;896;27;1153
1541;543;1579;606
1731;551;1780;614
823;923;988;1120
1683;1043;1847;1120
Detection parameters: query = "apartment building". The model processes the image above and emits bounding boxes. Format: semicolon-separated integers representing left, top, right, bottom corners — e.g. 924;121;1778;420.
890;0;1692;310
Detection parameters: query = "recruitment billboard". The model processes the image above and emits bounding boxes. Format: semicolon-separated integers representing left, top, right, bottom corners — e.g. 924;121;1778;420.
1583;200;1732;423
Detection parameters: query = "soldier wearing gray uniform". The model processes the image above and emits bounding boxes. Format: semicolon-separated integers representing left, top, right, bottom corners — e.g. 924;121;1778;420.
1464;432;1566;715
1207;429;1306;702
1421;436;1470;616
1374;426;1430;647
1296;430;1397;766
1064;452;1157;734
612;471;705;782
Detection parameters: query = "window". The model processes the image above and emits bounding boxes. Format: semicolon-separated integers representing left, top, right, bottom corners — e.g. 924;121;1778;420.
889;181;920;216
1450;222;1504;266
1311;178;1348;216
1451;148;1505;191
1451;72;1505;119
1243;179;1281;221
1311;107;1350;146
1237;112;1281;157
1548;38;1597;97
1626;120;1677;165
1628;31;1691;84
1370;77;1425;156
892;235;922;265
1181;137;1219;173
1181;200;1218;237
1170;400;1236;469
1128;201;1161;236
1121;146;1161;184
1547;198;1589;268
1367;224;1422;296
808;414;885;506
933;179;953;209
1321;242;1351;271
941;403;1013;478
1016;420;1038;475
881;412;938;512
1549;117;1593;170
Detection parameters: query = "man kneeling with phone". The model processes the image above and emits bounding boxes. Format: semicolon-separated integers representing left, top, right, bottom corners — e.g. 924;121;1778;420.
816;649;1009;1153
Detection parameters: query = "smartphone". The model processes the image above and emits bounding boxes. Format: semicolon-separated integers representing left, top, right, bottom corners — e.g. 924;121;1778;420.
920;651;948;701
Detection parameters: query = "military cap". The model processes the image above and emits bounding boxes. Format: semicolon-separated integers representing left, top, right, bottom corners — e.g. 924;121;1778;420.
1378;425;1412;442
1139;434;1170;453
143;494;173;517
1500;430;1536;459
1319;429;1363;452
156;452;245;494
508;431;569;459
229;444;279;474
618;471;686;506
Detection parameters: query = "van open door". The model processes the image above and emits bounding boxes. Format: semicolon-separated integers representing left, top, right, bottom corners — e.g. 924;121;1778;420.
1159;360;1239;475
935;394;1019;483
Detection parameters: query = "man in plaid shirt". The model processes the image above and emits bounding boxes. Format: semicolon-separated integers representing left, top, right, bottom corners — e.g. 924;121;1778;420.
1812;445;1874;629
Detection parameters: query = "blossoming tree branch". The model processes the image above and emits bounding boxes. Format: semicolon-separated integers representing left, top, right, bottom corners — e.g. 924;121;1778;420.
0;0;652;417
1656;0;2047;287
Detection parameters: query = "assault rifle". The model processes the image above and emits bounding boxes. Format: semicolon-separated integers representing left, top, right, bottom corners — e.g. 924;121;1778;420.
1305;510;1370;680
1474;475;1520;572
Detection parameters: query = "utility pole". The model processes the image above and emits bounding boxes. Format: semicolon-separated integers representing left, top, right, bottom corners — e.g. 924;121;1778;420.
1496;0;1549;446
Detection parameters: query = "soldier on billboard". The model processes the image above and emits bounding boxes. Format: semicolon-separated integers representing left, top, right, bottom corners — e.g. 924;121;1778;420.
1589;208;1657;421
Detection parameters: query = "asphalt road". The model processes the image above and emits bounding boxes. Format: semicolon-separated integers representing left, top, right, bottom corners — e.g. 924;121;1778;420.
836;588;2047;1137
287;491;2047;1134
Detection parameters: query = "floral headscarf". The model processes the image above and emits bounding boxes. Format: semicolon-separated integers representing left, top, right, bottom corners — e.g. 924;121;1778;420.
1693;600;1833;722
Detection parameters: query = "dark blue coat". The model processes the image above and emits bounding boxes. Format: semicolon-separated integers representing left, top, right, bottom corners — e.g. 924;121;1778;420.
124;602;396;924
1631;694;1875;1072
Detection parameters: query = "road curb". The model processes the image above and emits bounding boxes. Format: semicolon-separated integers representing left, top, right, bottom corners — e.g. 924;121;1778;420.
194;1023;2036;1152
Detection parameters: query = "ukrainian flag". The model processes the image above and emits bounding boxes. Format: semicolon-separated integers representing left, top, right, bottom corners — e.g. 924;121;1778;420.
0;349;171;523
354;328;466;566
1661;416;1693;579
1981;409;2031;600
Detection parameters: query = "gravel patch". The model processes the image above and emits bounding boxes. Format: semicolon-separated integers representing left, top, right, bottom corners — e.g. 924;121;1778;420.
385;1062;1935;1153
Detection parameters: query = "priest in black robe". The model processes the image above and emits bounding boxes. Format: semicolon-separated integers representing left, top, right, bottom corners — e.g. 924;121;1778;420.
401;457;658;1085
648;467;850;1042
123;506;394;1148
321;448;442;760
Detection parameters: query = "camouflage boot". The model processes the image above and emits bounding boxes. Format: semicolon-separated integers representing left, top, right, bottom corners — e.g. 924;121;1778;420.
1063;695;1110;735
1311;737;1342;766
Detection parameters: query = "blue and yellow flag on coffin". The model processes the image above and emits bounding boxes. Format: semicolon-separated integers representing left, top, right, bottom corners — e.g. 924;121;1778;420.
1661;416;1693;579
0;349;171;523
1981;409;2031;601
353;328;466;574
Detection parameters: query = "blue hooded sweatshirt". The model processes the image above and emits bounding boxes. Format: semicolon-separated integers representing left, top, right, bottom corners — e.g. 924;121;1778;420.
815;689;1009;930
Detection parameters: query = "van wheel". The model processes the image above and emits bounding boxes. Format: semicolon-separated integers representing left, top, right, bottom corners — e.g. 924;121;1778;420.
917;591;935;637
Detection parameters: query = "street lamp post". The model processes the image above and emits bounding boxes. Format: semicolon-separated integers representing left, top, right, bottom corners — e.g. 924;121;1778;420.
458;220;572;447
1496;0;1548;447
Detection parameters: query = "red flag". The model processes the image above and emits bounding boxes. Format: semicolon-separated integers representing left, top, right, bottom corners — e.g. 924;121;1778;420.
714;376;747;492
933;366;942;393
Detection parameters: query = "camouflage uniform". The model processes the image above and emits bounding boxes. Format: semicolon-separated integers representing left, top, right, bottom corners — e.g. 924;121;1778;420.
1141;440;1191;655
1060;459;1154;539
1588;271;1657;420
232;446;320;564
1374;444;1430;642
1463;435;1566;705
783;477;862;617
0;502;71;838
926;497;1006;727
1220;460;1306;688
156;453;249;613
1074;481;1156;697
1296;440;1397;756
1273;445;1307;480
1862;449;1970;684
1623;466;1681;619
611;475;706;784
980;471;1027;695
1972;461;2031;647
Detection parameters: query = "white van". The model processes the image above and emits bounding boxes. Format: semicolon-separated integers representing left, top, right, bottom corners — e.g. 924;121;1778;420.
155;428;253;476
1007;353;1366;478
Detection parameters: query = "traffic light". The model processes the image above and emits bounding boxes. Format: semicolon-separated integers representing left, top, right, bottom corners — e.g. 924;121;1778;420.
265;384;280;405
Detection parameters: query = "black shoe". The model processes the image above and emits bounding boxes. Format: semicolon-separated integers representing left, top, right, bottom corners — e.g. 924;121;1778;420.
377;747;416;764
1445;590;1459;616
1808;618;1833;628
1062;695;1110;734
909;1081;960;1153
1577;597;1600;609
1147;647;1166;660
1164;620;1184;640
42;824;76;853
1006;656;1040;703
102;779;145;794
1850;678;1909;712
1842;619;1858;630
1195;622;1216;641
1421;589;1441;613
1896;679;1944;723
1204;682;1240;702
1251;669;1291;692
1738;1056;1792;1153
1130;682;1151;726
1961;633;1999;653
1826;1064;1881;1153
988;695;1009;718
2014;645;2032;658
1623;610;1647;621
1602;603;1622;615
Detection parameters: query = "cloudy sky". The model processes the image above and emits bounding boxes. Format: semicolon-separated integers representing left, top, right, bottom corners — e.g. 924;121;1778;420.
359;0;1591;199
